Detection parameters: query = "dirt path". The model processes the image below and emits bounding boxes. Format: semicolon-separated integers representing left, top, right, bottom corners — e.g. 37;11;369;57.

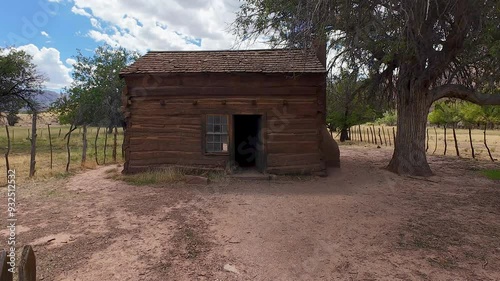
1;146;499;280
208;147;500;280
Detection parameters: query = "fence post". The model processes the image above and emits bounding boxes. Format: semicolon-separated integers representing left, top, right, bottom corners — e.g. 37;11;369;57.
29;112;37;178
19;245;36;281
382;127;387;146
358;125;363;142
387;129;391;146
95;127;101;165
0;249;13;281
484;124;494;162
5;126;11;180
48;124;53;169
113;127;118;163
452;123;460;157
104;129;108;165
392;127;396;144
433;127;438;154
65;125;77;172
426;128;429;152
443;126;448;155
469;127;475;159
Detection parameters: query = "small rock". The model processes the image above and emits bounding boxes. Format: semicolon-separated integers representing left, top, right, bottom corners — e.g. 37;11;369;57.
223;264;240;275
185;175;209;185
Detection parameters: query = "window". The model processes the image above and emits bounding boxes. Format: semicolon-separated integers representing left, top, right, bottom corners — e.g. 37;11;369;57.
206;115;228;153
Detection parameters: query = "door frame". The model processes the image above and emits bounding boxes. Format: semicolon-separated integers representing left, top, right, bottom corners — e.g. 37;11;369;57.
231;114;267;172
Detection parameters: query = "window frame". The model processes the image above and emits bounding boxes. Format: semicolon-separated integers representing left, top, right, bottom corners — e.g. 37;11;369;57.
203;114;230;155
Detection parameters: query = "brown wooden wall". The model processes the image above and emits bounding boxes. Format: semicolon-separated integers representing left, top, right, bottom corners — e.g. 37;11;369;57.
122;72;326;175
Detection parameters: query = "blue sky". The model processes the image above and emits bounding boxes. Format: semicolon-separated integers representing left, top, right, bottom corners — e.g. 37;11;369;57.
0;0;266;91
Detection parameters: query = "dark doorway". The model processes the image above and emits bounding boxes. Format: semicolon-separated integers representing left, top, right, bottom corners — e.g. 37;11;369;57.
233;115;262;169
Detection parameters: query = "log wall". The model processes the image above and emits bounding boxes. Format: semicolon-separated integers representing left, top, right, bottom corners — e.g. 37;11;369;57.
122;72;326;175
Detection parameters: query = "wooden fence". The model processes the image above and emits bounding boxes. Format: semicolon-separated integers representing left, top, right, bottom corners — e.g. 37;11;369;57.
348;125;497;162
0;245;36;281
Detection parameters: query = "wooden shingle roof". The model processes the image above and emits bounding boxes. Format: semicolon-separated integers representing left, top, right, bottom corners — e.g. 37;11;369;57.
120;49;326;75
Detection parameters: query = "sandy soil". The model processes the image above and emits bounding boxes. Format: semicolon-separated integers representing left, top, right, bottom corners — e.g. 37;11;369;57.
1;145;499;280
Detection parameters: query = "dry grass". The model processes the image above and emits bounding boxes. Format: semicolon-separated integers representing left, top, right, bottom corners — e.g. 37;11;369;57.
0;125;124;185
120;167;187;186
350;126;500;161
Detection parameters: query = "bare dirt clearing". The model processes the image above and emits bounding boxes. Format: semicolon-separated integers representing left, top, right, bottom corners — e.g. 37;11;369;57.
1;146;499;280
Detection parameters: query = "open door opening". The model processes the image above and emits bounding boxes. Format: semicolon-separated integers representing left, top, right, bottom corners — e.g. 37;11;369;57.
233;115;263;170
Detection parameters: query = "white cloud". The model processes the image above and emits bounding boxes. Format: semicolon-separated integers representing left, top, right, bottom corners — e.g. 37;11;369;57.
71;6;91;17
71;0;268;53
66;58;77;67
41;31;50;38
89;18;101;30
17;44;73;90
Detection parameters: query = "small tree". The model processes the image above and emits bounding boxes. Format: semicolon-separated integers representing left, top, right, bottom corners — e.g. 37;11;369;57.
326;71;379;142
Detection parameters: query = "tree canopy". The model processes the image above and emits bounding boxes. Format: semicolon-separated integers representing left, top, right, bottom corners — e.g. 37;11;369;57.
326;70;379;141
52;45;138;129
0;48;45;113
234;0;500;176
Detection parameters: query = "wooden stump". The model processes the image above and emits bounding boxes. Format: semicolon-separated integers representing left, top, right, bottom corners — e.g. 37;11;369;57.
19;245;36;281
0;250;13;281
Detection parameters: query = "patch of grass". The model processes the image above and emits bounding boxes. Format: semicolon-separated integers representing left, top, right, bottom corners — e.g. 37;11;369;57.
121;167;186;186
482;169;500;180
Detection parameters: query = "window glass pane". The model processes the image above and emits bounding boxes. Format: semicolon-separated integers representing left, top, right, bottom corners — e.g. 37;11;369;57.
206;115;229;153
206;143;214;152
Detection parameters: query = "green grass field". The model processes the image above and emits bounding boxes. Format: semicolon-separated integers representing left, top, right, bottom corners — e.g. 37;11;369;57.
0;125;124;185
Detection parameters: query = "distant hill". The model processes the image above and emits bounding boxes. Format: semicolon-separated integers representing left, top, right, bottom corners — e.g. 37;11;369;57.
35;90;61;109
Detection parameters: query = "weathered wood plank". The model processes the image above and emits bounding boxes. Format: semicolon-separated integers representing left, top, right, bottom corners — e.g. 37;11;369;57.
125;73;325;88
130;151;205;160
267;133;318;142
127;164;225;173
267;153;321;167
267;142;319;154
267;164;323;175
130;157;226;166
128;86;319;97
0;250;13;281
19;245;36;281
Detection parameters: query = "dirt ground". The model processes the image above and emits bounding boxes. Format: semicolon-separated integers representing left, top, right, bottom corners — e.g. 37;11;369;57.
1;145;499;280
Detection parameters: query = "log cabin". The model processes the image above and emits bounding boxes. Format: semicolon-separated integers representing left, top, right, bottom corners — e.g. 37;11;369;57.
120;48;339;175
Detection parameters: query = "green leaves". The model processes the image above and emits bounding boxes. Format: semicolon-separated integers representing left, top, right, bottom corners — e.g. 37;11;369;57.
429;101;500;126
51;44;138;127
326;70;381;130
0;48;45;112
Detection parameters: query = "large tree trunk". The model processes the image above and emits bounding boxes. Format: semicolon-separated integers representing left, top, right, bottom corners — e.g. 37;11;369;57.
388;84;433;176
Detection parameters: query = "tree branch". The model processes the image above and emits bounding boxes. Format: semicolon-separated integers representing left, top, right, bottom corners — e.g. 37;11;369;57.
432;84;500;105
